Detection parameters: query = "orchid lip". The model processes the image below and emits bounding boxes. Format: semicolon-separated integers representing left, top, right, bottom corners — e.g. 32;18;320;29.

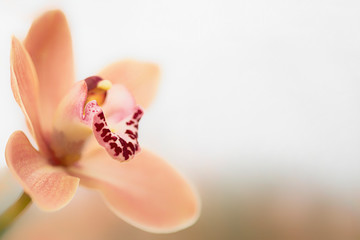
82;78;143;161
83;100;143;162
83;77;143;161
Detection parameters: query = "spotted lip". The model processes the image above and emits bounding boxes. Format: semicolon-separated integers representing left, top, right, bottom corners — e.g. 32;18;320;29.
84;100;143;162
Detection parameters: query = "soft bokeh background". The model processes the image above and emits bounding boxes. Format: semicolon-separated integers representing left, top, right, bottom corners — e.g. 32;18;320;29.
2;0;360;239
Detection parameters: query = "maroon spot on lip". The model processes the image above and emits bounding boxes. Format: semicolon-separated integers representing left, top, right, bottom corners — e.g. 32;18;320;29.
94;123;105;132
118;137;132;160
119;138;127;148
125;130;137;140
128;142;135;154
123;149;130;160
132;109;143;120
114;146;122;156
126;120;134;125
97;112;105;120
101;128;111;138
103;134;112;142
109;142;117;149
110;142;122;156
125;129;135;137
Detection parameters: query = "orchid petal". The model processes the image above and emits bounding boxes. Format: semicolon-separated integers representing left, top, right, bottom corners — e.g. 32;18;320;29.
99;60;160;109
10;37;49;155
68;149;200;233
5;131;79;211
24;10;75;137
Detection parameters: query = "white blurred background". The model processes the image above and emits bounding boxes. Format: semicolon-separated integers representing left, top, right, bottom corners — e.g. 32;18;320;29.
1;0;360;239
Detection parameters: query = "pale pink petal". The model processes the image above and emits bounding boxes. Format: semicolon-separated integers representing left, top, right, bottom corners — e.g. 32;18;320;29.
10;37;49;155
101;84;137;122
68;149;200;233
99;60;160;109
24;10;75;137
5;131;79;211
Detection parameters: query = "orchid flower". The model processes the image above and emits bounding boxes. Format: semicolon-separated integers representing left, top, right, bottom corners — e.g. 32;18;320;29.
4;10;199;233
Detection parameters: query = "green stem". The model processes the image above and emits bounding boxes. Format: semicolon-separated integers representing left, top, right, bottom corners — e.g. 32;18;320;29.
0;192;31;236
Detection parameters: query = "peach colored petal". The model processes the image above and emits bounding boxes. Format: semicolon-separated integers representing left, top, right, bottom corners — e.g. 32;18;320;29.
68;148;200;233
24;10;75;137
5;131;79;211
99;60;160;109
10;37;49;155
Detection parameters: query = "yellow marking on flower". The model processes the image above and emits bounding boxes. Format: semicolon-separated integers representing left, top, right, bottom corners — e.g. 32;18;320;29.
97;79;112;91
62;153;81;166
85;79;112;106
